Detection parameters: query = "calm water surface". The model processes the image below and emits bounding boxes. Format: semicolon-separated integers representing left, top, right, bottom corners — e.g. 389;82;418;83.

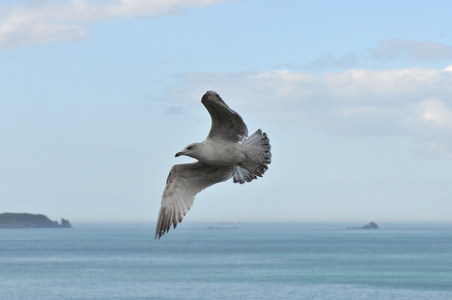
1;222;451;299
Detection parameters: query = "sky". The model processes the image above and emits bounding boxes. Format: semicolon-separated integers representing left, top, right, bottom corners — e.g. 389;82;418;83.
1;0;452;224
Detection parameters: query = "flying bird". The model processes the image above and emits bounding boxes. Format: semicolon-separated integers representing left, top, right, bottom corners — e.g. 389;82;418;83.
155;91;271;239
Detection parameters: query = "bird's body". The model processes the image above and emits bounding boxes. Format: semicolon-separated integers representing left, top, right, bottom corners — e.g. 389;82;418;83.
178;140;247;166
155;91;271;239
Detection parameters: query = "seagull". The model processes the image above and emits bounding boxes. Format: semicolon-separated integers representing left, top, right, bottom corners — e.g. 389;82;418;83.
155;91;271;239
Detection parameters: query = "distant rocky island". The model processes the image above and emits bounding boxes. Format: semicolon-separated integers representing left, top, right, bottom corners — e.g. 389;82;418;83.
347;222;379;230
0;213;72;228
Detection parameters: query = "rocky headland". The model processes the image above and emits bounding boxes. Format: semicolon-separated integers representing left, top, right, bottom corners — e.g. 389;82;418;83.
0;213;72;228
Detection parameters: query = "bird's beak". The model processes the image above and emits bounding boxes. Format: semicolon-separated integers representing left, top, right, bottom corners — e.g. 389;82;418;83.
175;152;182;157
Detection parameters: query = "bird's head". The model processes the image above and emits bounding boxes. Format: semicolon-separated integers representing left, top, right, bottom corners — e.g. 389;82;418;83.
175;143;200;159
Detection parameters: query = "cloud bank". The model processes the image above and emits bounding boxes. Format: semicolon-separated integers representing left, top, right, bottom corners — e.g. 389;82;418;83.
369;39;452;62
306;40;452;69
0;0;234;49
168;65;452;158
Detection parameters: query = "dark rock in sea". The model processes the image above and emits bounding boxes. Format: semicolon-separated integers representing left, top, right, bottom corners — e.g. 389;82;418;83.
347;222;379;230
60;218;72;228
0;213;72;228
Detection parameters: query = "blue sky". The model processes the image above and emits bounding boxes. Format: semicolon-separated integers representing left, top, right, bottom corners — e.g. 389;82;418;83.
1;0;452;224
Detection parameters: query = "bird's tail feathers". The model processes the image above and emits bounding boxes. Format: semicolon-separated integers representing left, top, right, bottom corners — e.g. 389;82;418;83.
233;129;271;184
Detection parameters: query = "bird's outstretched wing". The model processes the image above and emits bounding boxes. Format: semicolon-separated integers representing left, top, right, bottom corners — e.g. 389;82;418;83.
155;162;233;239
201;91;248;142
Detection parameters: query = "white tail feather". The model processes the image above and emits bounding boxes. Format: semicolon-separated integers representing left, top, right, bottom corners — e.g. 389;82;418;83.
233;129;271;184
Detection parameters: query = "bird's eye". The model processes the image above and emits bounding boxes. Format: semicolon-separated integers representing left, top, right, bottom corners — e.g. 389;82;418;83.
187;146;193;150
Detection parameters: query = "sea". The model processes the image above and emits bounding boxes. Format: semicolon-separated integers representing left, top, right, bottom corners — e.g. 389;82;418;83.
1;222;452;300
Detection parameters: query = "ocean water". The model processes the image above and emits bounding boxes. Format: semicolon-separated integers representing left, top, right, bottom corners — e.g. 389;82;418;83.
1;223;451;300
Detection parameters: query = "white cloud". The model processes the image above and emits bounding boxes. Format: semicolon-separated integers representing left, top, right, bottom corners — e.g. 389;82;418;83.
369;39;452;62
306;40;452;70
412;142;452;159
305;52;359;69
417;99;452;130
0;0;234;49
168;65;452;157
